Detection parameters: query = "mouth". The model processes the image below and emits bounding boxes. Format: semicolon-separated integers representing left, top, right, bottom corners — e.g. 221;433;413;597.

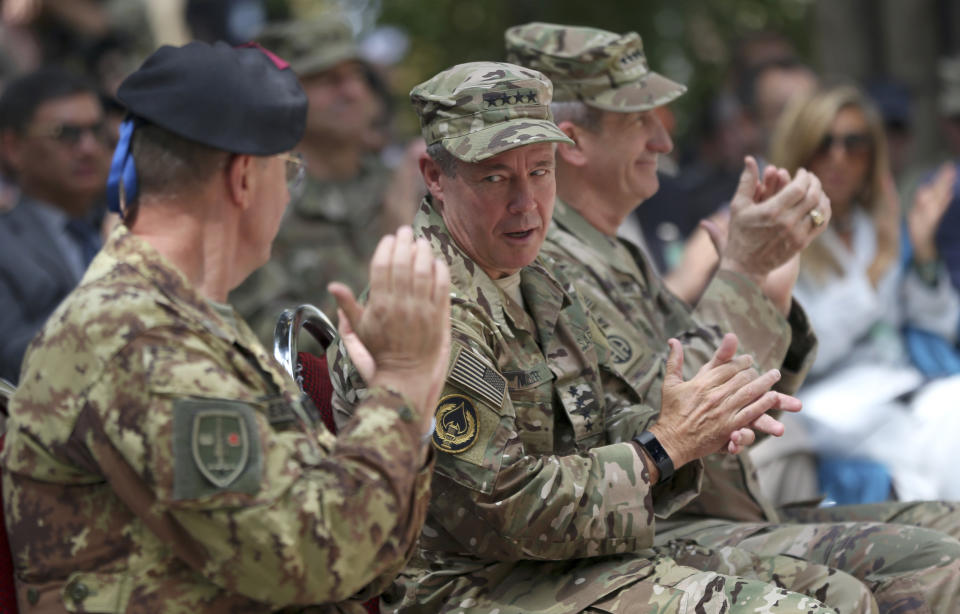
503;227;540;242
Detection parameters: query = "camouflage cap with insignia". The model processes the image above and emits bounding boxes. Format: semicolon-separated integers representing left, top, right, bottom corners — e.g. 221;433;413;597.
257;16;358;77
410;61;574;162
939;56;960;117
505;22;687;112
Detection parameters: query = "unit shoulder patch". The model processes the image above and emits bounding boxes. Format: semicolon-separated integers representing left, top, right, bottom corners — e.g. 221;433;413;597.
432;394;480;454
172;398;262;500
192;409;249;488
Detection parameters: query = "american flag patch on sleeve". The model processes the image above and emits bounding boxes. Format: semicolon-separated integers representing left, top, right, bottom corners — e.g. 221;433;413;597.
449;347;507;408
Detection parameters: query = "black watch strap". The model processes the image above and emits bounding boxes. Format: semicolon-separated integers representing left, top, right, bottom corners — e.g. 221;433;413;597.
634;430;674;482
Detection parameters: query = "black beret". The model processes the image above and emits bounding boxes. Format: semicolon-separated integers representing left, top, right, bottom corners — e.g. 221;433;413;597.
117;40;307;155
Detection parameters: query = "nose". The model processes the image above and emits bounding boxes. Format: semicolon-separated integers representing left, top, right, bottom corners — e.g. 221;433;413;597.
648;114;673;155
339;72;370;101
506;175;538;214
75;127;105;154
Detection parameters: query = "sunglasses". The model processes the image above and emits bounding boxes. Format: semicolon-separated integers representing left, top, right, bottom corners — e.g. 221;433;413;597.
277;152;306;202
27;121;110;146
816;132;873;157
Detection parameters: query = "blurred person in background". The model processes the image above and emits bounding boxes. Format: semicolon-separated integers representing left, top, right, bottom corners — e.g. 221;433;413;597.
933;56;960;297
630;50;818;305
768;84;960;501
230;16;426;345
0;66;109;384
867;79;915;183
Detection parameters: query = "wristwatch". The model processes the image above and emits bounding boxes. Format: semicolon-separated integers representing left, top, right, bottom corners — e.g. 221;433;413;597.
633;430;674;482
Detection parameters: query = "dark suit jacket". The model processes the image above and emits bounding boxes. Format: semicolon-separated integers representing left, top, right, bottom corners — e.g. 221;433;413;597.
0;197;84;383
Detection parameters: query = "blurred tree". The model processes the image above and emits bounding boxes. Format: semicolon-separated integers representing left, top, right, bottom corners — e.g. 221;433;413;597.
377;0;816;144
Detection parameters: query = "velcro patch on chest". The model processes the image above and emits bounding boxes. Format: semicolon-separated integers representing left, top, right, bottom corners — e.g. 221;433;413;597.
448;347;506;409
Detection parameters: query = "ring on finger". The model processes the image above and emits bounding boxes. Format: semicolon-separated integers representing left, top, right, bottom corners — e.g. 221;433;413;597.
809;208;825;227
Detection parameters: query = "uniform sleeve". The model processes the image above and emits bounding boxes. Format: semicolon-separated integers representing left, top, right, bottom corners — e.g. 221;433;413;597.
690;270;794;374
80;330;434;607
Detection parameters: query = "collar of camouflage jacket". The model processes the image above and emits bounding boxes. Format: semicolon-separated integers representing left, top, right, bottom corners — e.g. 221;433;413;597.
413;196;572;341
94;224;242;345
549;198;645;279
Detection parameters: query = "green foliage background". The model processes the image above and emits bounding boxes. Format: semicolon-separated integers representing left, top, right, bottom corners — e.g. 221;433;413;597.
378;0;816;145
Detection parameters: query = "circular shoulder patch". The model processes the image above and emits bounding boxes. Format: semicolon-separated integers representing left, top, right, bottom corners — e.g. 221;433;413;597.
432;394;480;454
608;334;633;364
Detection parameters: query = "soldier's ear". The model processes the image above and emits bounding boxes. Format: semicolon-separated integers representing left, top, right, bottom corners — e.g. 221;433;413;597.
555;121;588;167
225;153;257;211
419;152;446;203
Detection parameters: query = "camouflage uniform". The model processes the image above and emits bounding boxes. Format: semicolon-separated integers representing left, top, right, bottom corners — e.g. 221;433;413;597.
543;200;960;613
331;62;841;613
1;225;433;613
334;198;845;614
507;22;960;613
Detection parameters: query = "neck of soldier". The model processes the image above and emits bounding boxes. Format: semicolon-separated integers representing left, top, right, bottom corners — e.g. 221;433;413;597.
556;165;634;237
298;133;365;182
130;193;244;303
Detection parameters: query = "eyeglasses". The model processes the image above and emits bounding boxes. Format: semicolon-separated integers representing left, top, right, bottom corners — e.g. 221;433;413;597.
277;152;306;202
27;121;110;147
815;132;873;157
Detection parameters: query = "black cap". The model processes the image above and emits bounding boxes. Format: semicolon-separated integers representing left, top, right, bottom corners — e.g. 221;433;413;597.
117;40;307;155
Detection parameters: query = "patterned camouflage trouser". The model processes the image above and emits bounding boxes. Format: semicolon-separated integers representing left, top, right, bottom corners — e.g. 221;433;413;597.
657;501;960;614
585;554;840;613
779;500;960;539
654;540;877;613
395;552;839;613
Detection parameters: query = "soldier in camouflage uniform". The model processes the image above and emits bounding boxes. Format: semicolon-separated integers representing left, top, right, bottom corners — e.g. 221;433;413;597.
1;41;451;613
230;17;425;345
507;22;960;613
331;61;855;613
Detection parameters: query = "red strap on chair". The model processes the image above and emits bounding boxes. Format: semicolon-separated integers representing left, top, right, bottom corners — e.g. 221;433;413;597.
0;434;19;613
295;352;380;614
296;351;336;434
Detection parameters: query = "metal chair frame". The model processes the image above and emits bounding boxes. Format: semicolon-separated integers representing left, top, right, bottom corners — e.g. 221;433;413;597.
0;378;14;417
273;304;337;379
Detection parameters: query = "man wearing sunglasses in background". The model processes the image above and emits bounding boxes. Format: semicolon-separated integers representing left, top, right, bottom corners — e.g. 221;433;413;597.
0;66;110;384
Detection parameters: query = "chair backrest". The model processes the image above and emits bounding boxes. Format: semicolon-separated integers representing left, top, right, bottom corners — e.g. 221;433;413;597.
0;379;19;613
297;351;336;434
273;306;379;614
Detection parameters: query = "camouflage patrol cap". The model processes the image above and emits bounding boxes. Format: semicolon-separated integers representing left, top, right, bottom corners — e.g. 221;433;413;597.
505;22;686;112
410;61;574;163
257;17;358;77
939;56;960;117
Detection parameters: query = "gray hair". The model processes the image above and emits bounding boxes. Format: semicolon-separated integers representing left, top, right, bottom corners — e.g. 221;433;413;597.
133;124;229;198
550;101;605;132
122;124;230;225
426;142;459;177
